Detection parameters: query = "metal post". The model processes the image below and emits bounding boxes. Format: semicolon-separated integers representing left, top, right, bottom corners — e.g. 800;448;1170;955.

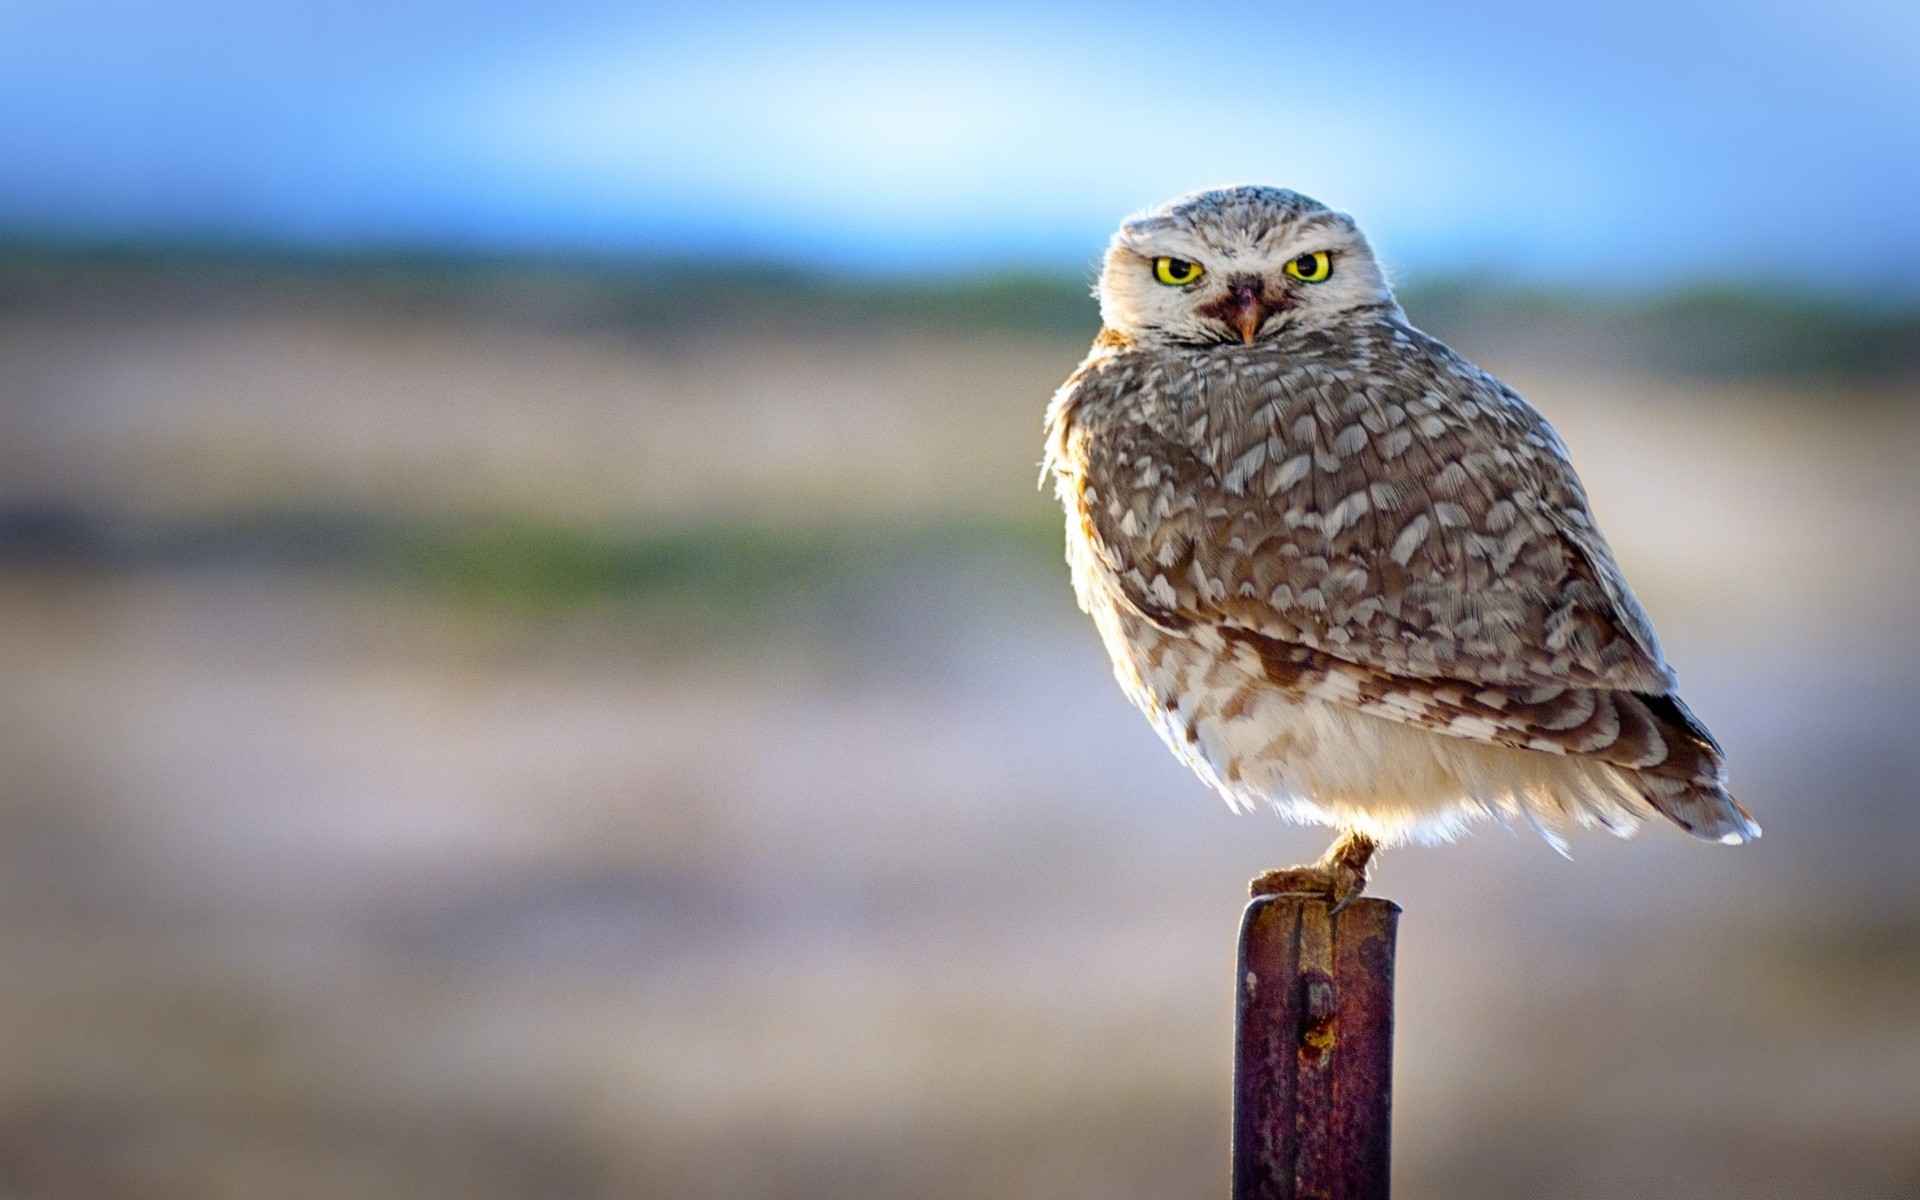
1232;894;1399;1200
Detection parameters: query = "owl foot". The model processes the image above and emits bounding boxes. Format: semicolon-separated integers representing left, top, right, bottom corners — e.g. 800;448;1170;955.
1248;863;1368;912
1249;832;1377;914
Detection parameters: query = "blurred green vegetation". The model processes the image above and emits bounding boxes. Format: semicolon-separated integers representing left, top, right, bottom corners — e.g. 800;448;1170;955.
3;236;1915;378
1399;277;1920;381
0;505;1067;618
398;515;1063;616
0;235;1103;339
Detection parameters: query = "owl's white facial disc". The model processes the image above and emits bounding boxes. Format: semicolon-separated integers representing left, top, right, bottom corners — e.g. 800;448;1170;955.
1097;185;1395;346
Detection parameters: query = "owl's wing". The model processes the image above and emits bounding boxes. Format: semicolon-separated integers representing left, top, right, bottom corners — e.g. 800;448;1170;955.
1058;336;1742;806
1068;338;1672;689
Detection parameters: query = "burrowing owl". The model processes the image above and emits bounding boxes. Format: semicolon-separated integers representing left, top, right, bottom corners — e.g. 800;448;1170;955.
1044;185;1758;904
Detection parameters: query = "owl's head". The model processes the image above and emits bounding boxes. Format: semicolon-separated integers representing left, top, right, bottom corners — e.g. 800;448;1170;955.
1097;186;1394;346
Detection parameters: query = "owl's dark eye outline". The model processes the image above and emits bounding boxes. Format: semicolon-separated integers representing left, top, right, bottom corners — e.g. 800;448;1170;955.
1284;251;1333;283
1153;256;1205;286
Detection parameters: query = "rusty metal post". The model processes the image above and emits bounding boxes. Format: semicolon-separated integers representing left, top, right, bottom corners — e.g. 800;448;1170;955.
1233;894;1399;1200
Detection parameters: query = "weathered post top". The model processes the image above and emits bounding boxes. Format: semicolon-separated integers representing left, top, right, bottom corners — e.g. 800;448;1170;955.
1233;894;1400;1200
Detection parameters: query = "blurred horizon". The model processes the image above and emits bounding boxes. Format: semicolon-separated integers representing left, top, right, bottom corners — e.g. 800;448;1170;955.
5;236;1915;426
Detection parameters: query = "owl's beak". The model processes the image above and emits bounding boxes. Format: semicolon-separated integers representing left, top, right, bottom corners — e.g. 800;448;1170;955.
1209;280;1279;344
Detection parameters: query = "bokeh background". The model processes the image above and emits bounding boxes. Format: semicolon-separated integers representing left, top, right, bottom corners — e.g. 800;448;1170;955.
2;2;1919;1197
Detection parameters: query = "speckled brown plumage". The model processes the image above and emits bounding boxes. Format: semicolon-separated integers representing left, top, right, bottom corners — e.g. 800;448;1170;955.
1045;186;1757;869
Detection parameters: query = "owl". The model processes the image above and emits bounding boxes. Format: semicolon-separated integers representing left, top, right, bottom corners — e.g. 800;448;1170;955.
1043;185;1758;905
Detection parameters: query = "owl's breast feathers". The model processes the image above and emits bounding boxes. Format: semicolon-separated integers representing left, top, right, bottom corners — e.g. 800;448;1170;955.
1044;314;1757;841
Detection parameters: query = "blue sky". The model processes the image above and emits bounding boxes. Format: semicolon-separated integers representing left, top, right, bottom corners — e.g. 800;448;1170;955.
1;0;1916;288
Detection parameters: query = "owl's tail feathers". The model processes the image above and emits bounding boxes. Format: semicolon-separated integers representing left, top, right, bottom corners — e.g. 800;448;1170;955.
1623;691;1761;844
1636;775;1761;844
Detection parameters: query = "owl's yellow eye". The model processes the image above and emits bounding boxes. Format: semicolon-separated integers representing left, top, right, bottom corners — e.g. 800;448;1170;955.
1283;251;1333;283
1153;256;1204;286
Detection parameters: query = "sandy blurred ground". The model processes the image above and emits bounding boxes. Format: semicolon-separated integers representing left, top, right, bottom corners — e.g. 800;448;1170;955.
2;309;1919;1198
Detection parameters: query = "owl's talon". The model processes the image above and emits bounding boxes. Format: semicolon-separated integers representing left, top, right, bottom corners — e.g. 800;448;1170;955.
1327;873;1365;916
